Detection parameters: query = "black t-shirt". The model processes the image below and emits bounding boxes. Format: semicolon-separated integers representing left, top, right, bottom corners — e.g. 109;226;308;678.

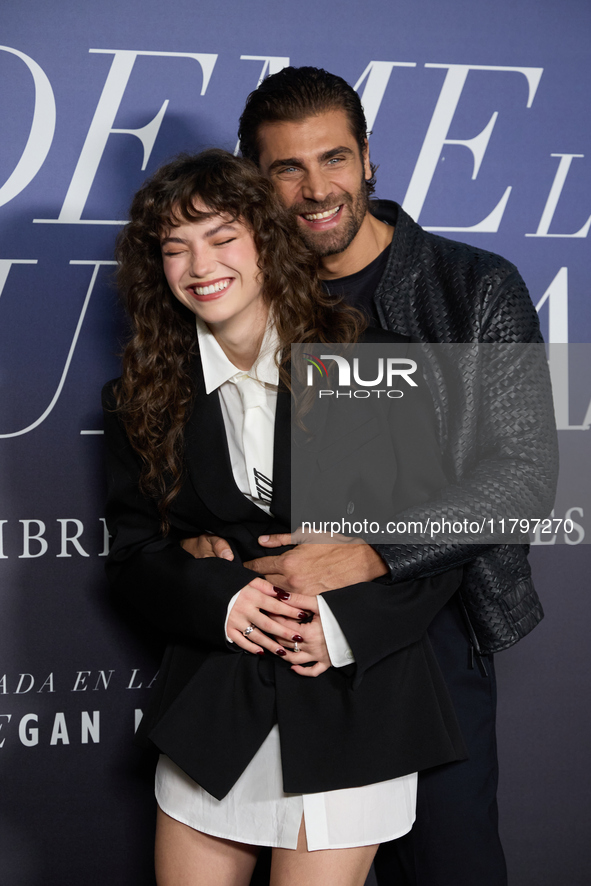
321;244;390;325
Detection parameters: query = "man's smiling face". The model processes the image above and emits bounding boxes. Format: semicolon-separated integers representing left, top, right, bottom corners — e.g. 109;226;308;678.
257;109;372;258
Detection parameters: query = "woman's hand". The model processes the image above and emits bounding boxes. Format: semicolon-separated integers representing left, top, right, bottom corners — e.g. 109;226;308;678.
266;601;332;677
227;577;317;658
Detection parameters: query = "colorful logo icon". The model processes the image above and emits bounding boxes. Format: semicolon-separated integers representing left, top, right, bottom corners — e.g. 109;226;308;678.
303;353;329;381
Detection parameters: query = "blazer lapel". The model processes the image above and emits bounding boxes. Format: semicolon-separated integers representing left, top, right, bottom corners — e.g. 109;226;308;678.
184;355;268;524
269;382;291;527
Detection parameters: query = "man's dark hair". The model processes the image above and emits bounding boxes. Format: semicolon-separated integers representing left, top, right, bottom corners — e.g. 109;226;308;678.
238;66;377;196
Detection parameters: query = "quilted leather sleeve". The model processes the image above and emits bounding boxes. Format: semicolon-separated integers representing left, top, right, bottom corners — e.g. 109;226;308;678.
370;205;557;649
374;339;558;580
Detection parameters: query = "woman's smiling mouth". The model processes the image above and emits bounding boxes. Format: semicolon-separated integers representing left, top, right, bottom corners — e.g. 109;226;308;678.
189;278;233;300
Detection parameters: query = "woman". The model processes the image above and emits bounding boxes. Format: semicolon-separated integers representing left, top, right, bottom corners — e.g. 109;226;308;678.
103;150;465;886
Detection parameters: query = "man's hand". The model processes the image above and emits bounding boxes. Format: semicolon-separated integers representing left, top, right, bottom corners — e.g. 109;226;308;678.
181;532;389;595
244;534;388;596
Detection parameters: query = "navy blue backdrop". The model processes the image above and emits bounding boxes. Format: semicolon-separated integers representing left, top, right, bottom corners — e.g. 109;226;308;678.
1;1;590;883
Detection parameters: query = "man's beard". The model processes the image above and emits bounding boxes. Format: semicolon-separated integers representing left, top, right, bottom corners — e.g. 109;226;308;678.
290;178;369;258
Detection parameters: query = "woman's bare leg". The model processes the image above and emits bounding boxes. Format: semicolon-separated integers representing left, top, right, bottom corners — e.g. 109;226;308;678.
270;818;378;886
155;806;259;886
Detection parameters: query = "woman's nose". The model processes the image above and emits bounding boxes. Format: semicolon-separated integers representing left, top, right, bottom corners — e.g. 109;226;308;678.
189;247;216;278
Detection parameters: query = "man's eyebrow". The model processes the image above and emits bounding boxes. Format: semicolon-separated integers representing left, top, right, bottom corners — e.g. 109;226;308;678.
267;156;302;173
267;146;355;172
319;146;355;162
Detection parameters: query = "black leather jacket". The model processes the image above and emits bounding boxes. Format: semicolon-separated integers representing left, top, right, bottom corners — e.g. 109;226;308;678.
369;200;558;654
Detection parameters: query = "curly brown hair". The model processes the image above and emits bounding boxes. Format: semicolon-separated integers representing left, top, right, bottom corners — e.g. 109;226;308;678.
115;149;365;528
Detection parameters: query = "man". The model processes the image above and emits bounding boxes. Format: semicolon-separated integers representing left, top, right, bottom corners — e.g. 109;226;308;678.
192;67;557;885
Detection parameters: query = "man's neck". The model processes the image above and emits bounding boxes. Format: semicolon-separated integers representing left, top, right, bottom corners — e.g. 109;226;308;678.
318;213;394;280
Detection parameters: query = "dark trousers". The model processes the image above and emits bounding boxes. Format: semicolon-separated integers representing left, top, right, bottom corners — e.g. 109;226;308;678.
374;596;508;886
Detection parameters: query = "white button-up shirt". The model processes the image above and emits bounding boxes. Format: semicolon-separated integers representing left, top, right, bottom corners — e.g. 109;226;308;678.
196;319;353;666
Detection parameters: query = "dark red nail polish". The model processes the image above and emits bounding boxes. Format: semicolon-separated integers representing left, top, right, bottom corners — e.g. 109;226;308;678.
256;650;265;655
274;587;291;601
298;611;314;622
292;634;304;643
275;648;287;656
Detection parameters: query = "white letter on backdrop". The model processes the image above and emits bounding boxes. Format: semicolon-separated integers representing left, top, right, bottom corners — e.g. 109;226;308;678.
526;154;591;238
354;61;416;133
34;49;217;224
0;261;115;438
233;56;290;154
403;63;543;231
0;46;56;207
0;260;38;299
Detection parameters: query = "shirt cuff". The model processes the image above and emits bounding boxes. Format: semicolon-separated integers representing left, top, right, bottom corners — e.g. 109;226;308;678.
317;595;355;667
224;591;241;642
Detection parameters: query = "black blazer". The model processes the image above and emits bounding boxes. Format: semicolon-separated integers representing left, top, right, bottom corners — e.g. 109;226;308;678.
103;329;465;801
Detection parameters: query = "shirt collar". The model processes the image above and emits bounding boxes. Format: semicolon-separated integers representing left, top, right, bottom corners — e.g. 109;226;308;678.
196;318;279;394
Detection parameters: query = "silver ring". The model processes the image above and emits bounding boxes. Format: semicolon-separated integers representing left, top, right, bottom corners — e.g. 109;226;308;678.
293;641;300;653
243;625;255;637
